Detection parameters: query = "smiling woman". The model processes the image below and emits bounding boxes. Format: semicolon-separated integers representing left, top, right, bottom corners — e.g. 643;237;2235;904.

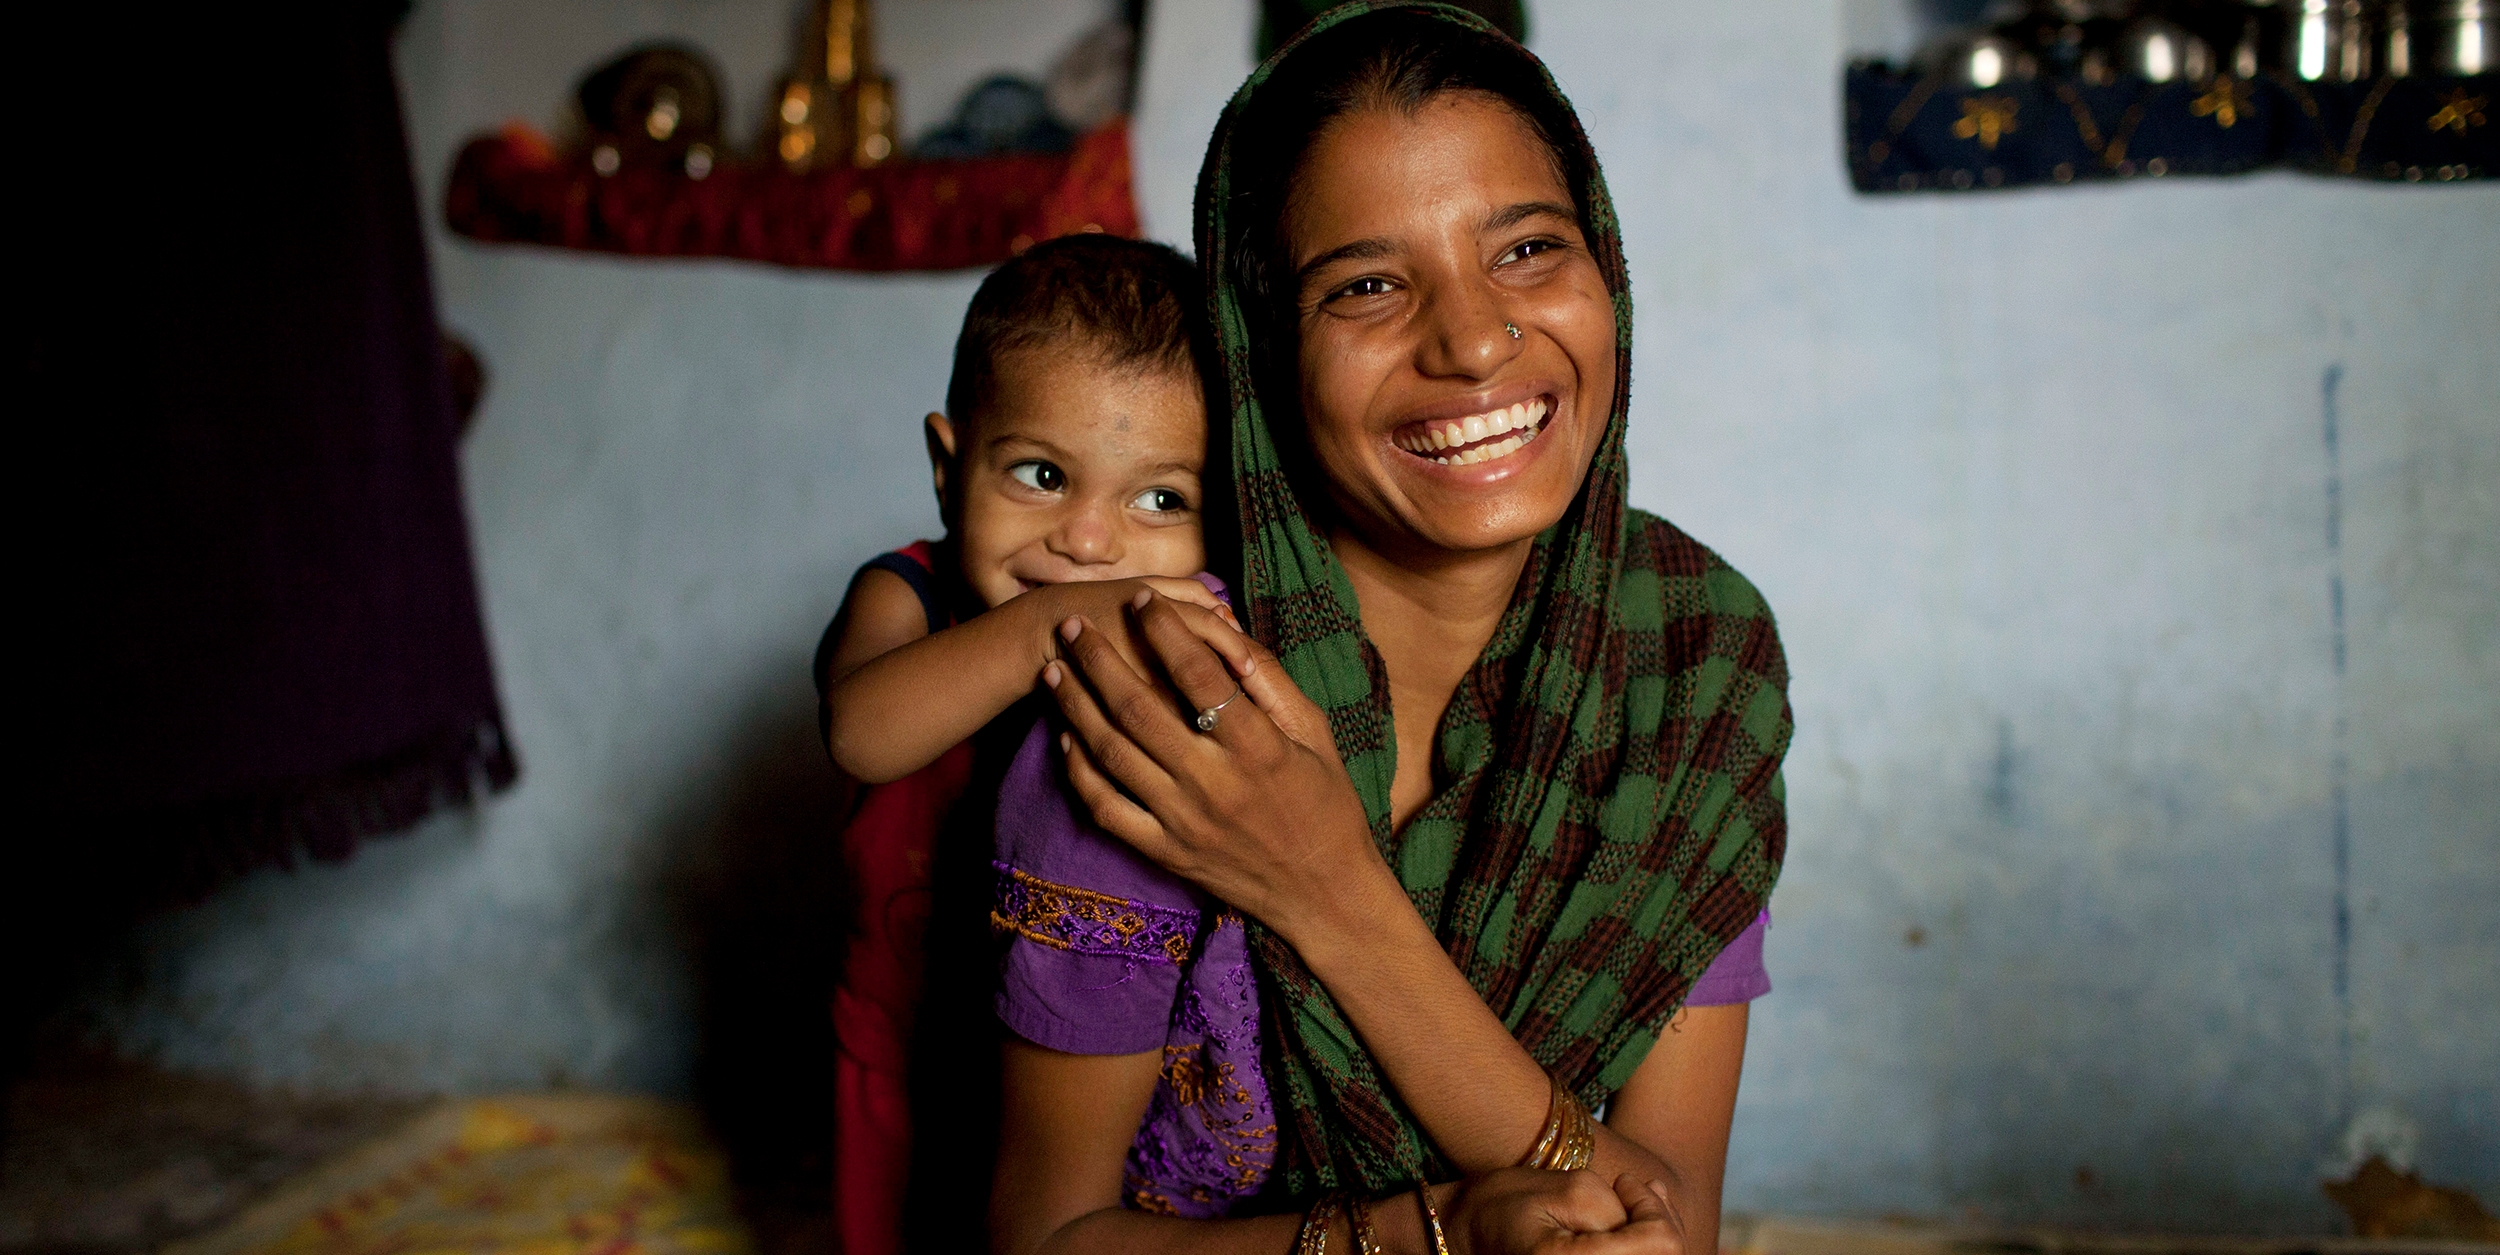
985;7;1793;1255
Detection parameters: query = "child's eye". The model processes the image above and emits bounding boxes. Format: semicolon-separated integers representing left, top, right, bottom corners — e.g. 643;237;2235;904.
1008;461;1065;492
1130;487;1189;513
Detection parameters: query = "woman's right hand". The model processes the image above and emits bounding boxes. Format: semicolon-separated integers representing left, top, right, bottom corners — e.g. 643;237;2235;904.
1443;1169;1690;1255
1039;592;1386;939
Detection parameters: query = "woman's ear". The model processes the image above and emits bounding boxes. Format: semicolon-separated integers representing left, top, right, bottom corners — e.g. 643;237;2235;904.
924;411;959;515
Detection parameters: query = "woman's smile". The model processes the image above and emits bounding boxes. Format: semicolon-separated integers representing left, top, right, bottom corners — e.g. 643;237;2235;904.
1388;392;1552;467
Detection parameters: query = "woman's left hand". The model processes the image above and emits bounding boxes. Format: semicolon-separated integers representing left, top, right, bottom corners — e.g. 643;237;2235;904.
1440;1170;1690;1255
1038;590;1384;937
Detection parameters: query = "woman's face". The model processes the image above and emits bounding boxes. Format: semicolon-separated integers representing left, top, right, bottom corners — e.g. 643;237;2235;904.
1283;92;1615;561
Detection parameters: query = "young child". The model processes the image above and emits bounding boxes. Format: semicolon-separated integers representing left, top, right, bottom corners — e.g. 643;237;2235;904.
812;233;1238;1255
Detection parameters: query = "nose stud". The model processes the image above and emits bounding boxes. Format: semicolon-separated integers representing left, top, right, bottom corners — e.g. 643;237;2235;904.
1504;322;1522;340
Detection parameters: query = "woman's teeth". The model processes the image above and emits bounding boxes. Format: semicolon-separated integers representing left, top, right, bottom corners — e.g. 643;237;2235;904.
1393;398;1549;465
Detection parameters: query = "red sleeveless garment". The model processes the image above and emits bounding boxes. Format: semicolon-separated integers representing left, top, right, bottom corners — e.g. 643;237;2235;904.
821;540;973;1255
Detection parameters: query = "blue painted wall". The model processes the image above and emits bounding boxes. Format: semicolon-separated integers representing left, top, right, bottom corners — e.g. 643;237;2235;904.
74;0;2496;1234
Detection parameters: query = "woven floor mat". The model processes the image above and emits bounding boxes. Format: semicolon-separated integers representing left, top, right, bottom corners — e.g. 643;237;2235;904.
161;1094;753;1255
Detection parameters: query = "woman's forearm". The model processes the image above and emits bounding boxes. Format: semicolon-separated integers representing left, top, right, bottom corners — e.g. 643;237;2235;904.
1278;860;1682;1192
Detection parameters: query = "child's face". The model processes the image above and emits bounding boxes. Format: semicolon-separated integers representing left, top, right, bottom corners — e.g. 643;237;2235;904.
934;348;1209;610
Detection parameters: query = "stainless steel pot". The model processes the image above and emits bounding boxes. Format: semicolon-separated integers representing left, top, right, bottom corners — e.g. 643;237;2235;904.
1916;29;2042;86
2387;0;2494;73
2119;15;2218;81
2286;0;2376;80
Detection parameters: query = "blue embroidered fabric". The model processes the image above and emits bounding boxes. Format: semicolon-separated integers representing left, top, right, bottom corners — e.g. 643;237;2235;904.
1847;65;2494;191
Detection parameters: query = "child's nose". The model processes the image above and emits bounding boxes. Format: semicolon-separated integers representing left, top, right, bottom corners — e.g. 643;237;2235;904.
1050;500;1122;565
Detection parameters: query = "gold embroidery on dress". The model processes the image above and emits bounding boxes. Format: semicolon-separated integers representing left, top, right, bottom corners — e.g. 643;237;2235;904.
1120;1041;1279;1212
991;863;1198;964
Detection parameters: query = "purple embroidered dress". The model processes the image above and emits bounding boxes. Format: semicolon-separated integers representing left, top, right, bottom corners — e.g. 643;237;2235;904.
993;719;1277;1216
991;583;1773;1217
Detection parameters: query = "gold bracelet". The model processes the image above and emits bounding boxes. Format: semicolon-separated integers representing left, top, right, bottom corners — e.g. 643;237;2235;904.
1523;1074;1567;1167
1553;1079;1596;1171
1525;1074;1596;1171
1414;1182;1450;1255
1295;1192;1347;1255
1347;1192;1383;1255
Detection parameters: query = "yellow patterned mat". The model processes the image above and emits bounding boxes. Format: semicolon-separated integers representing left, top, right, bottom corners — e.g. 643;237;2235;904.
162;1095;753;1255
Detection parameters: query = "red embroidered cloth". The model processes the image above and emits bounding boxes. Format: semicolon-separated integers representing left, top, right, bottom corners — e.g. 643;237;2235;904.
445;119;1140;271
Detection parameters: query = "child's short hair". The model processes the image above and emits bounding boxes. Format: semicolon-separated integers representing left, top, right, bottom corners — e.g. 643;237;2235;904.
944;234;1207;428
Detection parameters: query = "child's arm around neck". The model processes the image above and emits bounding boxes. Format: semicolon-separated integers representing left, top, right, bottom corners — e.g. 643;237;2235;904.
821;570;1229;784
820;566;1051;783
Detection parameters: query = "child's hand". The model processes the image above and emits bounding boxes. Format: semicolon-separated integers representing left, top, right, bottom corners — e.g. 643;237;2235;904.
1134;577;1238;628
1023;578;1238;664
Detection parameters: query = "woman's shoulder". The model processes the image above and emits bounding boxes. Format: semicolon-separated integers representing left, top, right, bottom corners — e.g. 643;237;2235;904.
1620;508;1778;625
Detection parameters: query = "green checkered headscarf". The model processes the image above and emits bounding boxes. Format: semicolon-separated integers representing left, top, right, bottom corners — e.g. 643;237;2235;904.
1193;3;1793;1197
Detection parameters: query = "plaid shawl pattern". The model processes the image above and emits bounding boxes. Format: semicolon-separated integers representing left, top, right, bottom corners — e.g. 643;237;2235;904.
1193;3;1792;1196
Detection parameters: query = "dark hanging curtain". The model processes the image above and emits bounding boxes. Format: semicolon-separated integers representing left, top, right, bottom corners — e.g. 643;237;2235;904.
18;2;516;930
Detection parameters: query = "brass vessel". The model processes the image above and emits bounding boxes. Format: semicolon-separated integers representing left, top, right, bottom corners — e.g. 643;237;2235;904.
770;0;900;171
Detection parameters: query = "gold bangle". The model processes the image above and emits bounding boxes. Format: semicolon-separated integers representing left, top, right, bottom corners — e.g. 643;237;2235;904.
1347;1192;1383;1255
1295;1192;1347;1255
1522;1074;1567;1168
1415;1183;1450;1255
1554;1080;1596;1171
1526;1074;1596;1171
